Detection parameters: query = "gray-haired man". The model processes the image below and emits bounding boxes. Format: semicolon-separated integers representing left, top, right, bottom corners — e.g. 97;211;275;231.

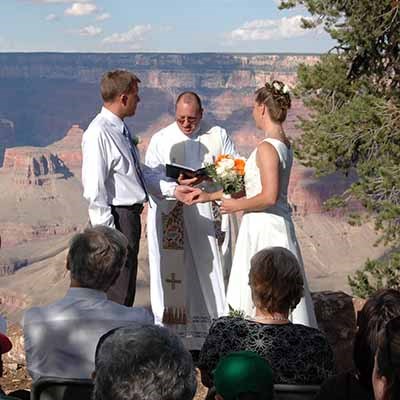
93;324;197;400
23;226;154;381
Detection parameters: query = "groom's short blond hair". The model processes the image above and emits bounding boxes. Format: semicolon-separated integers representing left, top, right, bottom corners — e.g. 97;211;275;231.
101;70;141;102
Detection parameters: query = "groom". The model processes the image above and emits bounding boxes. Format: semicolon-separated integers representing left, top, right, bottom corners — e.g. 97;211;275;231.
145;92;238;350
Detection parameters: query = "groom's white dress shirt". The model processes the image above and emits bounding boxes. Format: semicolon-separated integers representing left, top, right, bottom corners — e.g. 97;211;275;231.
23;287;154;380
82;107;147;227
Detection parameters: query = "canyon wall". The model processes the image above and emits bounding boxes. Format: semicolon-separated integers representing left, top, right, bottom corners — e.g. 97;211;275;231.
0;53;317;149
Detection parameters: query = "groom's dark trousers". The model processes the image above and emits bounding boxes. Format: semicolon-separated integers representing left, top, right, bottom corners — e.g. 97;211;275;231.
106;204;144;307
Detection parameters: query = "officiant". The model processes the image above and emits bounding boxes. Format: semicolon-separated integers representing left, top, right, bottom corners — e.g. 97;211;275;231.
145;92;239;351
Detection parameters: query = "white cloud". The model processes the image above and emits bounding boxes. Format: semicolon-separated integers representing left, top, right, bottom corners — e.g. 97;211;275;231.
96;12;110;21
103;24;152;45
227;15;315;41
45;13;59;21
65;2;97;16
78;25;102;36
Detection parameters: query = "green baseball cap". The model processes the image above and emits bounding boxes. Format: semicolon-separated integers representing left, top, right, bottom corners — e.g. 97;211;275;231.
213;351;274;400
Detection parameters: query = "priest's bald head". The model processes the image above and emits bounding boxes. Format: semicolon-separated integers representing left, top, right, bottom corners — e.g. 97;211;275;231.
175;92;203;136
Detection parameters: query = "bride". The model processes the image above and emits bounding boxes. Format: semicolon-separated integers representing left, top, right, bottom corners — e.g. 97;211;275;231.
194;81;317;327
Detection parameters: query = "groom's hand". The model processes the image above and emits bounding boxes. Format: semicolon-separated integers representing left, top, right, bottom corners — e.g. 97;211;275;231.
174;185;202;205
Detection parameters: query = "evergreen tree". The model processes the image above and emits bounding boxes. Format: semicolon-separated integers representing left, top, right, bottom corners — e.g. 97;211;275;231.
279;0;400;298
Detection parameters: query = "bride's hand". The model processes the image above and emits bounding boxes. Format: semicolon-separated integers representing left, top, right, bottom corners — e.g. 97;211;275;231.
220;198;240;214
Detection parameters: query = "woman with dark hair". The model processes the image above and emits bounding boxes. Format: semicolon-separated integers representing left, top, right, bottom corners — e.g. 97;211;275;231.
193;80;316;327
198;247;334;389
315;289;400;400
373;315;400;400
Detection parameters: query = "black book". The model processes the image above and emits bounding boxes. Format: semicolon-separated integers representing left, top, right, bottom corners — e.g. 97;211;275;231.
166;163;208;180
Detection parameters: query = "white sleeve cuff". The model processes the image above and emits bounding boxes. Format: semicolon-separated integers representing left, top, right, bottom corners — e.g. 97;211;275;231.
160;181;178;198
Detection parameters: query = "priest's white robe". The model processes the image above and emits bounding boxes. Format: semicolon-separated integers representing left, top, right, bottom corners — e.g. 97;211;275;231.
145;121;238;350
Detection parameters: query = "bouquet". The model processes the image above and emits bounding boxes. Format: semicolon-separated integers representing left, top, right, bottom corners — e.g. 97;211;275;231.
205;154;246;195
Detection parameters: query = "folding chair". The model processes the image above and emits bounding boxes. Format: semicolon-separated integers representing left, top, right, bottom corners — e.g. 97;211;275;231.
274;384;320;400
31;377;94;400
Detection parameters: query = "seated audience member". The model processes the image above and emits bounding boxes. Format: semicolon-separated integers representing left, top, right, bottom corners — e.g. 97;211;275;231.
213;351;274;400
198;247;334;387
0;316;20;400
93;324;197;400
23;226;153;381
315;289;400;400
373;315;400;400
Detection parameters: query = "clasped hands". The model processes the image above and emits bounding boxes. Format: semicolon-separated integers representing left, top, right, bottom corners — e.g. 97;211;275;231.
174;174;240;212
174;174;208;206
174;185;203;205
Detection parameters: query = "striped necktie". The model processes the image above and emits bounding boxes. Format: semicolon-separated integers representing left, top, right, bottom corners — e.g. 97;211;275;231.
123;125;149;202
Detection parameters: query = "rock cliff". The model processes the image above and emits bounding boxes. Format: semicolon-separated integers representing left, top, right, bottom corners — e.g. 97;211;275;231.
0;53;317;150
0;53;319;87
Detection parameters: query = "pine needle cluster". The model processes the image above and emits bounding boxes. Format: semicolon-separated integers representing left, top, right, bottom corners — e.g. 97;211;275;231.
279;0;400;297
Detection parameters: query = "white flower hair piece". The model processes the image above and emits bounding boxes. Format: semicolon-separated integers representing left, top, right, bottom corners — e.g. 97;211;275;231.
272;81;290;95
273;82;281;91
282;84;289;94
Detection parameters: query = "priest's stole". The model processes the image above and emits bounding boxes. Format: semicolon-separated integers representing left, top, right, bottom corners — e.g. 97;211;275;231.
161;203;186;324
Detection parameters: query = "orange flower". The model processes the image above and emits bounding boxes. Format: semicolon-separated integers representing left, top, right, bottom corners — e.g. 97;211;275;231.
215;154;232;164
234;158;246;176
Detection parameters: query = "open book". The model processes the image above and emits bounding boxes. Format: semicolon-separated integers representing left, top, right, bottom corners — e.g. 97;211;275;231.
166;163;208;180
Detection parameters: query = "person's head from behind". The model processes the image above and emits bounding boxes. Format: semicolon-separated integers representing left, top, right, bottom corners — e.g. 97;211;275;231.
354;289;400;390
213;351;273;400
373;316;400;400
66;225;128;292
249;247;303;315
101;70;141;119
93;324;197;400
175;92;203;136
253;80;291;129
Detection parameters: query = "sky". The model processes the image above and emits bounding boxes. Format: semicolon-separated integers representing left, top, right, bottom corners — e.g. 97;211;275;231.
0;0;336;53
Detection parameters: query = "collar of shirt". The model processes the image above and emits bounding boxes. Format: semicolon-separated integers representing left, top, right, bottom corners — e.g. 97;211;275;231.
100;106;125;135
173;121;202;141
65;287;107;301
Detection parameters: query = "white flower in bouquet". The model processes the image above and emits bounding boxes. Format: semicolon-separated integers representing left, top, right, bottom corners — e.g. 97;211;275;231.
205;154;246;195
217;157;235;171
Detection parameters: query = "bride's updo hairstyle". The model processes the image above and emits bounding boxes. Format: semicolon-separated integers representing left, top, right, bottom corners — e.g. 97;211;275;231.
255;80;291;124
249;247;303;314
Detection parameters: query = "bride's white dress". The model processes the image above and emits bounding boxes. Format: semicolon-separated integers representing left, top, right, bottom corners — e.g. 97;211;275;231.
226;138;318;327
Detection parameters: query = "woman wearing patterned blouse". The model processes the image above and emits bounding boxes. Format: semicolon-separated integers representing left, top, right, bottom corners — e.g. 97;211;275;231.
198;247;335;387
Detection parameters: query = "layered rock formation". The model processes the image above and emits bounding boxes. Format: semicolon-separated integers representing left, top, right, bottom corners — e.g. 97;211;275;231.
0;53;319;87
3;147;71;186
0;126;87;251
48;124;83;173
0;53;317;150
